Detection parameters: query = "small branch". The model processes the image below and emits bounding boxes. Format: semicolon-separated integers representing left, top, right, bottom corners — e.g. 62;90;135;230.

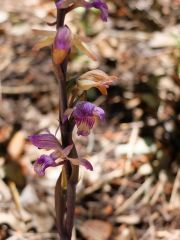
77;169;130;200
150;171;167;205
170;169;180;207
0;84;57;95
115;177;154;215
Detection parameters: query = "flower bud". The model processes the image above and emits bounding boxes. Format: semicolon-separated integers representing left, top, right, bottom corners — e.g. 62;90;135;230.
53;26;71;64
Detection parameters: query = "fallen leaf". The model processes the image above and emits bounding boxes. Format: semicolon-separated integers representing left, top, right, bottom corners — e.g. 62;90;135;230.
79;220;112;240
7;131;25;160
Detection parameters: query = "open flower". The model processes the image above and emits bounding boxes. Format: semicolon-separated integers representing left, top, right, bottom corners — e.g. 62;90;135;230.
77;69;117;95
73;101;105;136
29;132;93;176
55;0;108;21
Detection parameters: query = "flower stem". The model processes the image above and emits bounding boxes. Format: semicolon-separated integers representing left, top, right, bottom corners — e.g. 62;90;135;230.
54;7;79;240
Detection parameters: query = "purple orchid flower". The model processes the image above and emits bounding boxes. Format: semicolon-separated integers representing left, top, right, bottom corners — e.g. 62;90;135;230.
55;0;108;22
73;101;105;136
29;132;93;176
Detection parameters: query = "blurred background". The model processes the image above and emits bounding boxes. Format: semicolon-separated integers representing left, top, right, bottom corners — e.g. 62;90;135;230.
0;0;180;239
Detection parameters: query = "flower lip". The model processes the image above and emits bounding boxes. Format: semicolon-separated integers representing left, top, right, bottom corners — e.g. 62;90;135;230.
34;154;57;176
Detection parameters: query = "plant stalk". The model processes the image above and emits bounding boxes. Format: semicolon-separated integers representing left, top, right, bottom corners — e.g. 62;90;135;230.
54;7;79;240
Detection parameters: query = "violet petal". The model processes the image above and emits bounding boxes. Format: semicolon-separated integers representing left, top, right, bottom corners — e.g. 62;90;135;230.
79;158;93;171
93;106;105;120
69;157;93;171
62;144;73;156
73;101;95;118
28;133;61;150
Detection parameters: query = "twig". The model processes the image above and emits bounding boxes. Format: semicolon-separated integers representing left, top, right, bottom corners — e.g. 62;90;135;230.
150;171;167;205
127;124;140;159
170;168;180;207
8;181;27;221
0;84;57;95
77;169;132;200
115;177;154;215
125;123;140;172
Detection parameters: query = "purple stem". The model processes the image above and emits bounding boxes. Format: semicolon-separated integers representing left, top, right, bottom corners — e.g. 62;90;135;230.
54;6;79;240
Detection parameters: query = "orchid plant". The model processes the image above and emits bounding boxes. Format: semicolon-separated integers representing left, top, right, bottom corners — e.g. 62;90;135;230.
29;0;116;239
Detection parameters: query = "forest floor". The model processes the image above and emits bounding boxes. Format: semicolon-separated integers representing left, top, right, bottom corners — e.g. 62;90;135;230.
0;0;180;239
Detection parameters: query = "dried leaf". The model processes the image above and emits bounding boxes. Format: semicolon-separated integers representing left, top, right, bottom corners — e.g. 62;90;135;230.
79;220;112;240
7;131;25;160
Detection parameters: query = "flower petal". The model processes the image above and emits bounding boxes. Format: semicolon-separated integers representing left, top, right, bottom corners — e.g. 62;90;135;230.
50;150;63;161
73;35;97;61
79;158;93;171
97;86;107;95
33;36;54;51
77;79;95;91
34;154;56;176
69;157;93;171
73;101;95;118
93;106;105;120
63;108;73;123
28;133;62;150
62;144;73;156
50;144;73;160
32;29;56;37
77;117;96;136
